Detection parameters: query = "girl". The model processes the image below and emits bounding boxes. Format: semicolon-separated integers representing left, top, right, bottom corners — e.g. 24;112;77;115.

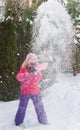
15;53;48;126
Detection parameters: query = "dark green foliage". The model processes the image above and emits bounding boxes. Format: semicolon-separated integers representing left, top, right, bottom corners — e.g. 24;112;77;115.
4;0;24;22
0;0;34;101
73;45;80;76
0;20;19;101
0;0;46;101
65;1;80;75
15;8;34;64
66;1;80;25
37;0;48;7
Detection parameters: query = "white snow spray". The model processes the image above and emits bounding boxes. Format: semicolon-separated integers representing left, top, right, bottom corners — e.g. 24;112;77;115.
32;0;74;89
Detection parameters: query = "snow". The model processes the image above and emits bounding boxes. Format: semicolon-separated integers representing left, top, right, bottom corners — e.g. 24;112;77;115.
32;0;74;88
0;73;80;130
0;1;5;7
0;0;79;130
76;33;80;38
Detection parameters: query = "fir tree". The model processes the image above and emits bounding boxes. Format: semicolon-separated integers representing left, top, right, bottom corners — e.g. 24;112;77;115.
66;0;80;75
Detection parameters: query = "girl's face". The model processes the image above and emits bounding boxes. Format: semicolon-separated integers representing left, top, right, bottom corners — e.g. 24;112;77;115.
31;59;36;63
28;58;38;66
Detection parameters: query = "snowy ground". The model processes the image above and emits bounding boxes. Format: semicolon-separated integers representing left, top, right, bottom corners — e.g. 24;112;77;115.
0;73;80;130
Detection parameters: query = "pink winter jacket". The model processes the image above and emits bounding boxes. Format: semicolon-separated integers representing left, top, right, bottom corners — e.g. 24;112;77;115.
16;67;42;94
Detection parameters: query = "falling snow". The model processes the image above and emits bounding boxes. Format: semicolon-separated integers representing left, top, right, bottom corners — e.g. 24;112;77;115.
32;0;74;88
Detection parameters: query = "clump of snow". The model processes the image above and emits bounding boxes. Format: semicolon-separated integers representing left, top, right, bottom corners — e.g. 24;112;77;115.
32;0;74;88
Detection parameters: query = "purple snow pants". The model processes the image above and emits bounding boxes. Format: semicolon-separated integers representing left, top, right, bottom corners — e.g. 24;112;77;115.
15;94;47;125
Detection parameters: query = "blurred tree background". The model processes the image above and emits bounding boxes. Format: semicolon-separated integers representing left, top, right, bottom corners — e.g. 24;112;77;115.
0;0;35;101
60;0;80;75
0;0;80;101
0;0;47;101
66;0;80;75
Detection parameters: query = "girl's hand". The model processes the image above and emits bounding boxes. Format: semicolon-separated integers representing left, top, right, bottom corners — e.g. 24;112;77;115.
21;60;28;68
21;60;34;68
21;59;39;68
